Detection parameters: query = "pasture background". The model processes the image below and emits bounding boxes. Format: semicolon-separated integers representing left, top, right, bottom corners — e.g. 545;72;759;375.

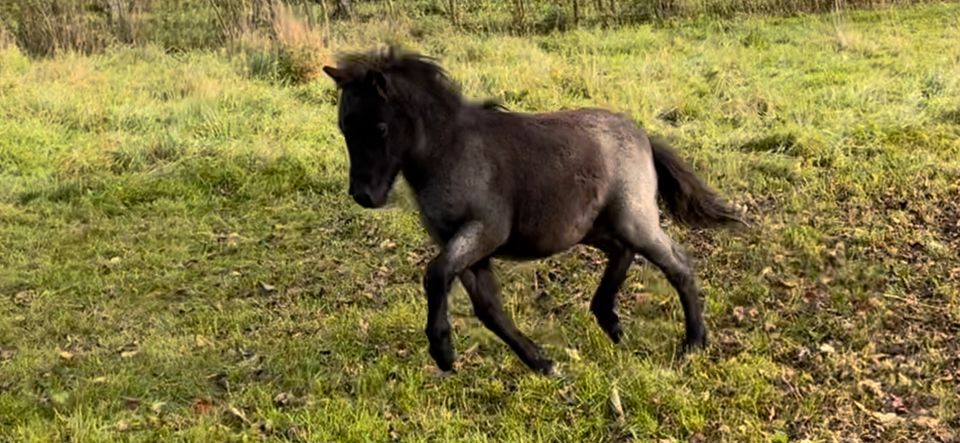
1;0;959;441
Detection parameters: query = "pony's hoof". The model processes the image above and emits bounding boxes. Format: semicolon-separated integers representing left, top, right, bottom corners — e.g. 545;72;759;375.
605;324;624;344
679;335;708;356
592;312;623;344
429;344;456;372
538;360;561;378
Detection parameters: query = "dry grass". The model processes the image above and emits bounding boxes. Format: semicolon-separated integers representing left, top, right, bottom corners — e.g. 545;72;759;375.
0;24;12;49
12;1;113;57
2;0;940;60
266;2;331;82
658;0;928;17
7;0;149;57
106;0;149;44
224;1;332;84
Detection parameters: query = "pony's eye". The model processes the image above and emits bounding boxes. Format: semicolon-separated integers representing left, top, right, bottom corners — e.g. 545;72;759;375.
376;122;388;138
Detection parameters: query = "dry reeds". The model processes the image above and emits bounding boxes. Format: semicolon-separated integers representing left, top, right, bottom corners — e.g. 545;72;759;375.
9;0;146;57
216;0;330;83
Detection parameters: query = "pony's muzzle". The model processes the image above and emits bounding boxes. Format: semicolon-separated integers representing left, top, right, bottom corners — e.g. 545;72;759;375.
350;180;388;208
350;187;376;208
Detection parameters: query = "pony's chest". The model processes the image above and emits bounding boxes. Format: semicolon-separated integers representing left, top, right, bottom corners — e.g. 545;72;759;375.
413;187;471;243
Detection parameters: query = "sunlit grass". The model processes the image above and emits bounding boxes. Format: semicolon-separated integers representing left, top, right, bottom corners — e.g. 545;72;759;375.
1;3;959;441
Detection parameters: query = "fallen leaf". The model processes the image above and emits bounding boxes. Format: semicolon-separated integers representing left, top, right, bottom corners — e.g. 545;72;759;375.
733;306;746;322
273;392;293;408
118;343;139;358
890;395;906;412
192;398;215;415
871;411;903;427
195;335;213;347
462;343;479;356
259;282;276;293
609;385;625;427
150;401;166;414
858;379;884;397
224;232;241;247
122;396;141;410
115;419;131;432
633;292;652;304
818;343;836;354
777;278;799;288
915;415;940;428
226;405;249;424
50;391;69;405
14;290;35;306
59;351;74;361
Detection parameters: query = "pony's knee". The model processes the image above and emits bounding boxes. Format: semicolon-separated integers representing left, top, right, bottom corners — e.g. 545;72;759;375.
669;242;694;270
423;258;451;295
425;322;451;340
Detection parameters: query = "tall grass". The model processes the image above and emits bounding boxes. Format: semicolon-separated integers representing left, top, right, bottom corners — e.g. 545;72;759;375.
9;1;116;57
0;23;12;49
1;0;939;59
2;0;332;83
234;1;332;83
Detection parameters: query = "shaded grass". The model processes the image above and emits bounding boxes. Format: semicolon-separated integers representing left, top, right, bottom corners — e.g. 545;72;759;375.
1;3;960;442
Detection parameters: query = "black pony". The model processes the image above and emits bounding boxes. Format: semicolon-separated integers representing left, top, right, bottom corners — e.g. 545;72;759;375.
322;46;744;375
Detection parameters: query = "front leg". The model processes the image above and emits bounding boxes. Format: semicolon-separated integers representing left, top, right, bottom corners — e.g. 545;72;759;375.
423;221;504;372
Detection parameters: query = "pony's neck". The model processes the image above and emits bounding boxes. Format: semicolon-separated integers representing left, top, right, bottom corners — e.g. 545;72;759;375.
400;106;462;191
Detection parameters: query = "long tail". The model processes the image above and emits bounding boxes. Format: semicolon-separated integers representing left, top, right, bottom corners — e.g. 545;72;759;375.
650;136;746;229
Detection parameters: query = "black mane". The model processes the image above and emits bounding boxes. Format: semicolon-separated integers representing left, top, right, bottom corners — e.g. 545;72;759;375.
334;46;506;116
334;46;463;116
479;98;509;112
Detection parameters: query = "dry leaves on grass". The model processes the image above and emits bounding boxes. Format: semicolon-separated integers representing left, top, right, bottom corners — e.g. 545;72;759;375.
609;385;625;427
192;398;215;415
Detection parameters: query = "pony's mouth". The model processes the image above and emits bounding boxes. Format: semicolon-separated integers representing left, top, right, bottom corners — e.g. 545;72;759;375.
350;187;390;209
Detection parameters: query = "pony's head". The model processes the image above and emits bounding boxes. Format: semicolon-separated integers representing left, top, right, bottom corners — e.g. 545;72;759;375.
323;46;462;208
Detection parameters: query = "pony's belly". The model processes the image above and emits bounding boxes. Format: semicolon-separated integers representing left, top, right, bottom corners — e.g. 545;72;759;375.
495;218;596;260
494;239;572;260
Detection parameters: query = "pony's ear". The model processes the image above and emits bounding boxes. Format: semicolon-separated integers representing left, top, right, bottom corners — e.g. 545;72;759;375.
322;66;347;86
366;70;389;100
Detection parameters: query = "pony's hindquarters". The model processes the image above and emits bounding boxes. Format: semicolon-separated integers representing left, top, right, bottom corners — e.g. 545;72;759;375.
606;122;720;350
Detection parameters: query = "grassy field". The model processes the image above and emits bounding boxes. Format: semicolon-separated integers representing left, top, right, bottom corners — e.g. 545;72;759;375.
1;3;959;442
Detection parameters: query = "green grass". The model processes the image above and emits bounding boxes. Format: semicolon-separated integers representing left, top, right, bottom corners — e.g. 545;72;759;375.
2;3;959;442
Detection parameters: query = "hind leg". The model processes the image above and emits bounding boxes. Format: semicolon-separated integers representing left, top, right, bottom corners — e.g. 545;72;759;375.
589;246;634;344
618;224;707;352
